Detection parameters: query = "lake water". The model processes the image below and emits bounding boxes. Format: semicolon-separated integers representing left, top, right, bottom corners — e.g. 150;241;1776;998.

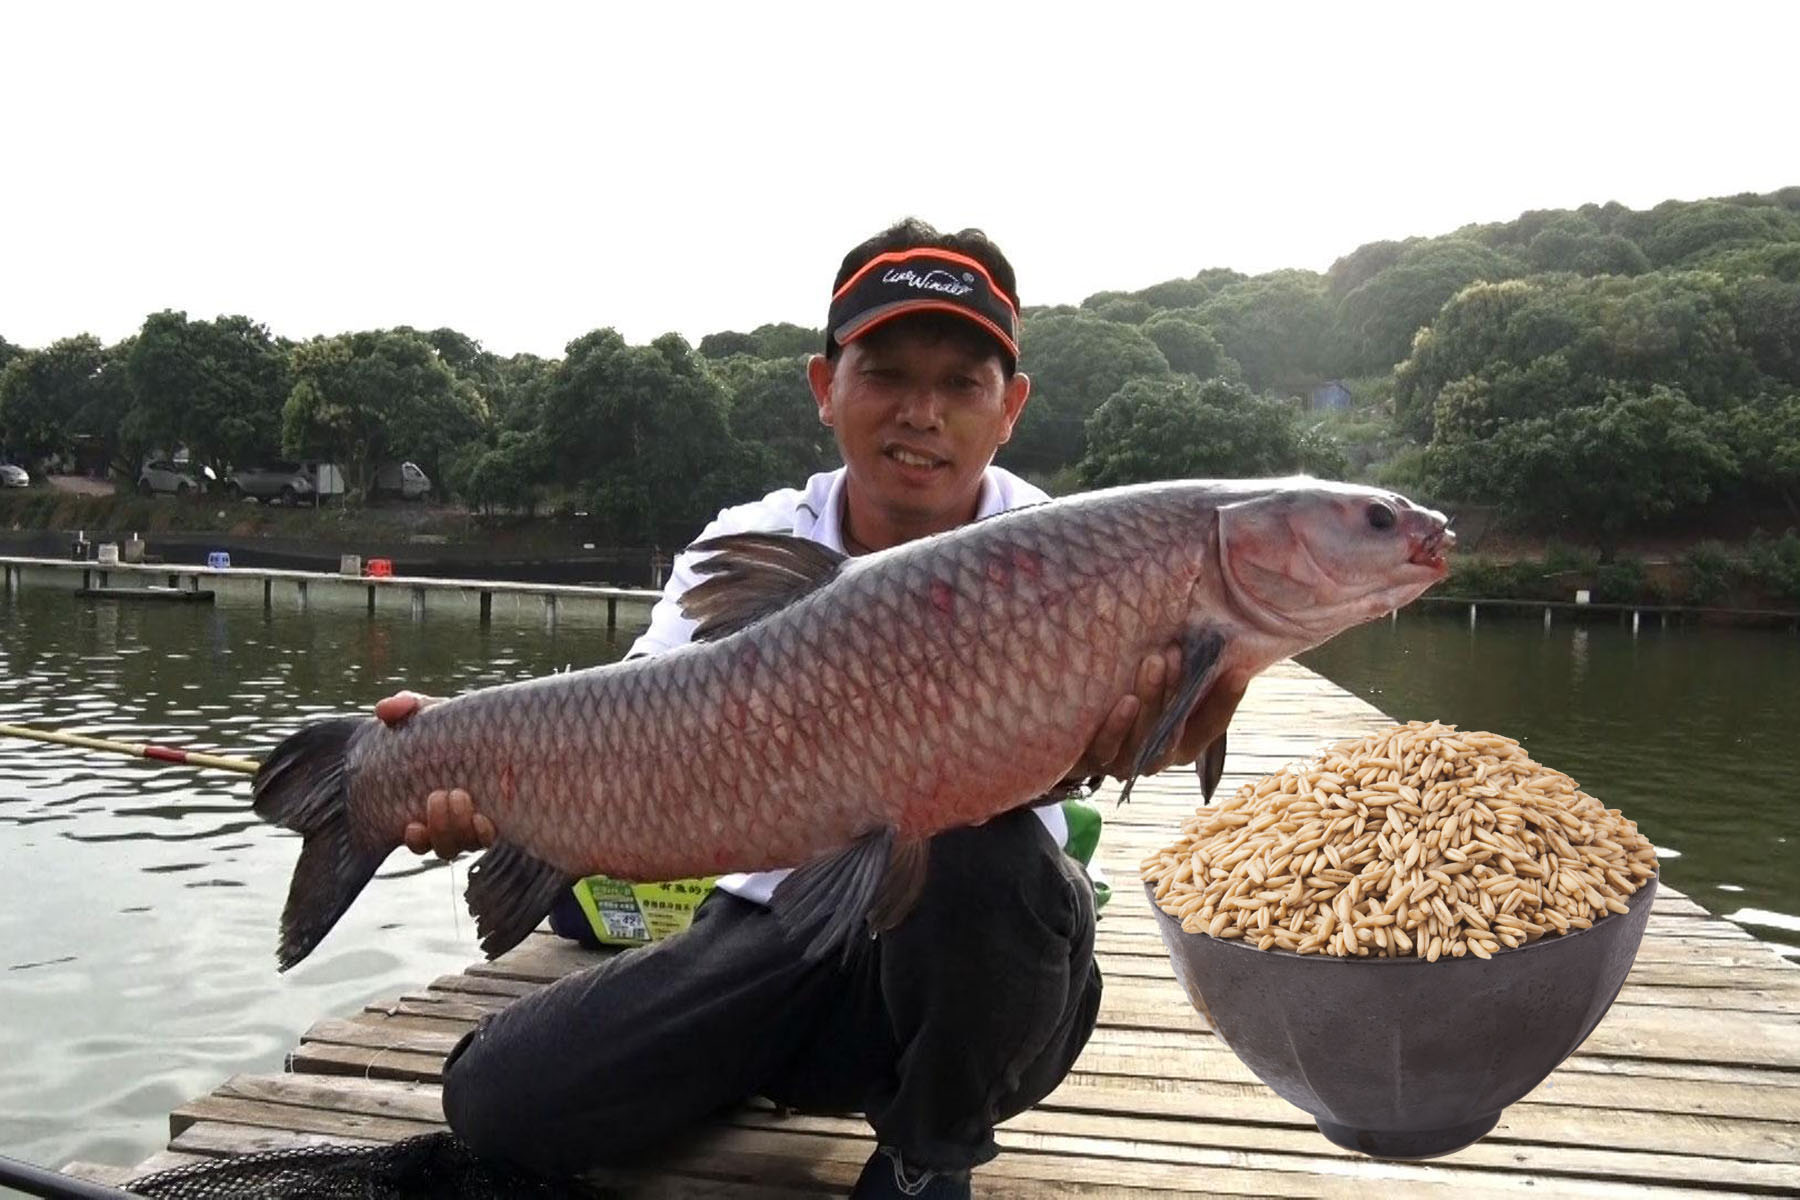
2;586;1796;1177
0;585;643;1176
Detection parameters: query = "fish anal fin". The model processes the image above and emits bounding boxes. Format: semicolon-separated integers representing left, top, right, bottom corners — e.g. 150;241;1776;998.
465;841;579;960
1120;628;1227;805
771;828;930;962
681;533;848;642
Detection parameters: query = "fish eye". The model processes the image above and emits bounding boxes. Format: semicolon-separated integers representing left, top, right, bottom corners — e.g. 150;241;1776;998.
1366;502;1397;531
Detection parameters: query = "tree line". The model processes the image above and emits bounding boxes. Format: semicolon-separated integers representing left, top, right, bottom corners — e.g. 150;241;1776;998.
3;187;1798;553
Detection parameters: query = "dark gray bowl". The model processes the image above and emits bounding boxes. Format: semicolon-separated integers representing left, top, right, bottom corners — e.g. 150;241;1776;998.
1146;875;1656;1159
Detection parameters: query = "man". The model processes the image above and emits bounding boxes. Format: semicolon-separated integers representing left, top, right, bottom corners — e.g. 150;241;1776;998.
380;219;1209;1198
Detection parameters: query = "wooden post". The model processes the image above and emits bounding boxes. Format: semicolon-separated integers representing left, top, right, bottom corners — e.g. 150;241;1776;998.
99;570;109;588
168;572;179;589
263;577;273;611
411;587;425;620
82;568;92;590
297;579;308;612
544;593;558;632
367;584;376;616
607;596;617;632
479;591;492;627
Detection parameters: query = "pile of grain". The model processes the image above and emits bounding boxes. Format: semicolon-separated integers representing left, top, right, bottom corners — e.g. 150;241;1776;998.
1141;721;1658;960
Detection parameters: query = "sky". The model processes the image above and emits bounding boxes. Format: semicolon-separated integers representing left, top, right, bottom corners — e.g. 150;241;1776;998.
3;1;1797;360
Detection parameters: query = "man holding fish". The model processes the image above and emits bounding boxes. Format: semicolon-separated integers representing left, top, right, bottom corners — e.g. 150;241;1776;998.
296;218;1451;1197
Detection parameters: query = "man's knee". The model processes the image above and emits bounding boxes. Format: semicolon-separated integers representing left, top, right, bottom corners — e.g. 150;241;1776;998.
914;809;1094;945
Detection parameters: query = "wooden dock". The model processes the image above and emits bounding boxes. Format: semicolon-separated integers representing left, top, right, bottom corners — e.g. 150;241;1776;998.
1;555;660;630
64;662;1800;1196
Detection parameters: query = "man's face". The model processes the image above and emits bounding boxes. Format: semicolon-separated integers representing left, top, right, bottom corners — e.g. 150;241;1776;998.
807;322;1031;544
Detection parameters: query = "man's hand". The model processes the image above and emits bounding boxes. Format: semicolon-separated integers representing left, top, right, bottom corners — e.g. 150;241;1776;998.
1069;643;1224;783
375;691;496;860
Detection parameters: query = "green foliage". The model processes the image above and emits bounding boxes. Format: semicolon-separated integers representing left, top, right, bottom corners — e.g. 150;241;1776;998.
1133;277;1218;310
1679;541;1739;605
1593;557;1651;604
0;335;110;469
1196;270;1333;393
283;329;489;490
1140;314;1235;381
1003;312;1170;476
127;311;290;474
1077;377;1315;488
697;322;821;361
1643;200;1800;268
1746;529;1800;603
1425;384;1737;557
539;330;739;545
711;353;837;485
445;429;553;516
1336;239;1515;375
1091;297;1153;324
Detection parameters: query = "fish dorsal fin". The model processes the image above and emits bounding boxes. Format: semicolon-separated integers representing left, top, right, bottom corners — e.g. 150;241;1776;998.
681;533;847;642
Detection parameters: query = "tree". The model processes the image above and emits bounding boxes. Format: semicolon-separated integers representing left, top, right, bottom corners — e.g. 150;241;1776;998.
1001;313;1170;476
127;311;290;473
445;428;553;516
1425;384;1737;559
698;322;821;361
1196;271;1334;393
712;354;836;486
539;329;741;544
1724;389;1800;518
0;335;107;470
283;329;489;492
1335;239;1514;376
1077;376;1316;488
1141;313;1236;380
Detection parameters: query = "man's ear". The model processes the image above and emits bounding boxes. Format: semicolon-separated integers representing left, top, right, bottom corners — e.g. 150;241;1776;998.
807;354;836;426
997;371;1031;444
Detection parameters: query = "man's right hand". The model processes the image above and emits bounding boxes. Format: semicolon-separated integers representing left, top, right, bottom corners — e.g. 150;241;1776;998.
375;691;496;860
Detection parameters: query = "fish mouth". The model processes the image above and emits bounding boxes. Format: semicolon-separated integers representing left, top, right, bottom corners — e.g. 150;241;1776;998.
1408;525;1455;572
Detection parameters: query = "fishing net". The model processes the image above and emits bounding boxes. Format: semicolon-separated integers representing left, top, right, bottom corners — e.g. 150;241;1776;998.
123;1132;613;1199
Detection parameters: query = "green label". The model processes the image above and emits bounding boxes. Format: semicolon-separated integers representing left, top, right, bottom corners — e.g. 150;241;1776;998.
571;875;716;946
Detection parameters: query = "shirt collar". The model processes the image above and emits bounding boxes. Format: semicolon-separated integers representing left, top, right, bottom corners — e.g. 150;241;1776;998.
815;467;1006;555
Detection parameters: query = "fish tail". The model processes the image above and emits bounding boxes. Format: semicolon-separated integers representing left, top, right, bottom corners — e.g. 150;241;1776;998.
252;717;389;971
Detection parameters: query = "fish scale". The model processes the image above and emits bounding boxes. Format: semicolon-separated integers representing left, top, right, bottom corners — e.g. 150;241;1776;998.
252;478;1453;968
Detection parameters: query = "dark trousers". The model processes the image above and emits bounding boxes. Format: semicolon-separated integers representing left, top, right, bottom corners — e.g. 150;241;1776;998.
441;807;1103;1177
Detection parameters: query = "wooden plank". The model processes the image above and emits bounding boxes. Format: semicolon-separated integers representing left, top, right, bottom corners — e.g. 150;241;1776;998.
119;1150;212;1179
57;1161;134;1187
651;1120;1746;1199
167;1120;384;1158
215;1072;444;1124
170;1093;441;1143
727;1105;1800;1193
285;1039;445;1083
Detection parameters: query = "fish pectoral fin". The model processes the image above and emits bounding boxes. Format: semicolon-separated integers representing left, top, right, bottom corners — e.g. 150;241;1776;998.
771;828;930;963
1200;733;1229;804
465;841;580;960
681;533;848;642
1120;628;1227;805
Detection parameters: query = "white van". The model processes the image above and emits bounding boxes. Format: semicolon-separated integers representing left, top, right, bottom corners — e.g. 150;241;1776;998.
371;460;432;501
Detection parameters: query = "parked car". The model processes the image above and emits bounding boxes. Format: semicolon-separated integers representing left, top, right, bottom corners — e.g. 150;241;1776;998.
137;459;212;497
224;462;315;504
0;463;28;488
370;460;432;501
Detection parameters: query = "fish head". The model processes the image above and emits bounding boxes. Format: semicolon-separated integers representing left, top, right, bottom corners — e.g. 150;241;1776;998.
1217;479;1453;645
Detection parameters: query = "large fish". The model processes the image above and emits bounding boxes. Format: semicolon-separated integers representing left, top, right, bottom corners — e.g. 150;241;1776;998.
253;478;1453;969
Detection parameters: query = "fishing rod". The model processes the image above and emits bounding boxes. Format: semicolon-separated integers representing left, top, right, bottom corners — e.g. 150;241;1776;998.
0;1151;139;1199
0;723;260;774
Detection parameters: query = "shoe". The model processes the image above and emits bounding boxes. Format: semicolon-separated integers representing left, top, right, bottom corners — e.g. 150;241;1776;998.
848;1145;972;1199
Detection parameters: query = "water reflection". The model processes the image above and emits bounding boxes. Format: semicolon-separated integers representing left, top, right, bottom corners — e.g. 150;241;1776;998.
1300;608;1799;957
0;586;641;1173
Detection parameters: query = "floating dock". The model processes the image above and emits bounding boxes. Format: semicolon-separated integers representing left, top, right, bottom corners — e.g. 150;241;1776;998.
62;662;1800;1196
2;555;660;630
